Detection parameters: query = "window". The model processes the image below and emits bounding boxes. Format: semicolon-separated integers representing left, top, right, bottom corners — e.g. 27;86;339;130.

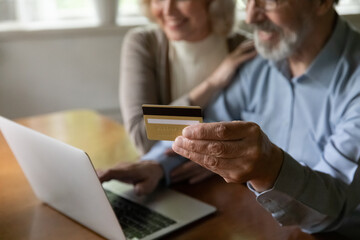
0;0;142;27
119;0;140;18
0;0;359;28
0;0;16;22
0;0;94;23
55;0;94;20
335;0;360;15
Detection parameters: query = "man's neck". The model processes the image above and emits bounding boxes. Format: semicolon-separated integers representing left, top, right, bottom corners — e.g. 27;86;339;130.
288;11;337;78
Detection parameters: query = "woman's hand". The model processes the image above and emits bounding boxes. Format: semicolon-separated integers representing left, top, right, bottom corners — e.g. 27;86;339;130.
188;40;256;108
208;40;256;89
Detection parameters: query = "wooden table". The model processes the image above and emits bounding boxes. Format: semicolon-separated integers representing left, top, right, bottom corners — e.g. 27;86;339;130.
0;110;343;240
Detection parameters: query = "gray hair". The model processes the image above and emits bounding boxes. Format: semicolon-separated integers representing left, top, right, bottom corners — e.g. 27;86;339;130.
139;0;236;36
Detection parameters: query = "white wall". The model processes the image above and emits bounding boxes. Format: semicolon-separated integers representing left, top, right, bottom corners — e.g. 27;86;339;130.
0;26;131;120
343;14;360;29
0;15;359;120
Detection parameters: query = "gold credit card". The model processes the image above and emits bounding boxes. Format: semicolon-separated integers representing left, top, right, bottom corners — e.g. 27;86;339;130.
142;104;203;141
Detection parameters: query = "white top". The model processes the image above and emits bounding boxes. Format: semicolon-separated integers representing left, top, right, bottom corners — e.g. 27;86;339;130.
169;34;228;101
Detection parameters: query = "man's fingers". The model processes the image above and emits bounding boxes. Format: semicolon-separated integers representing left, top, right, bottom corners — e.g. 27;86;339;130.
97;169;108;183
98;169;118;183
134;174;160;196
171;161;197;176
134;180;153;196
96;161;164;196
172;143;223;173
165;148;177;156
173;136;249;158
182;121;260;141
98;167;139;184
171;162;203;183
173;140;247;182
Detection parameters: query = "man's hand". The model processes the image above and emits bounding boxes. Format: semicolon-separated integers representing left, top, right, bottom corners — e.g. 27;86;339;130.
172;121;283;192
164;148;214;184
97;161;164;195
171;161;214;184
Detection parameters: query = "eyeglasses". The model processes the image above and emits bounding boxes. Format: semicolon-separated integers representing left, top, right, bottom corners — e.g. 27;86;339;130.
241;0;279;11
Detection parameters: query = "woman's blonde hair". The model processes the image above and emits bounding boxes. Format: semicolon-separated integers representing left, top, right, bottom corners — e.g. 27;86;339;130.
139;0;236;36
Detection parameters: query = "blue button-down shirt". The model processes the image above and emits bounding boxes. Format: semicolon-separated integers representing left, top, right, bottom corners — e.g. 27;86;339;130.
142;17;360;238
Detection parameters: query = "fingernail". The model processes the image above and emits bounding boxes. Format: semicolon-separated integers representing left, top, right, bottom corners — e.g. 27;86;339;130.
182;127;192;137
174;136;183;146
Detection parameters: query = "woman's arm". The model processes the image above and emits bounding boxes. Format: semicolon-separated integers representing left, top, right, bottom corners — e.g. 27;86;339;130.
165;41;256;184
120;28;159;154
188;40;256;108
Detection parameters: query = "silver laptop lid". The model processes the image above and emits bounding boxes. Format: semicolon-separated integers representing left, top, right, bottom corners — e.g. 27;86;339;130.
0;116;126;240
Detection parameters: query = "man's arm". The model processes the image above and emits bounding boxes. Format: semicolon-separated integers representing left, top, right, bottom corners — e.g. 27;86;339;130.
172;106;360;234
252;94;360;233
171;64;360;233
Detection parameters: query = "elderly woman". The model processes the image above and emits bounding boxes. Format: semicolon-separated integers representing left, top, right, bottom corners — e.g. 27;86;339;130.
121;0;255;154
98;0;255;194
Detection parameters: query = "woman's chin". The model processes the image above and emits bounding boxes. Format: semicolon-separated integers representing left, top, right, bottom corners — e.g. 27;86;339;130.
164;31;188;41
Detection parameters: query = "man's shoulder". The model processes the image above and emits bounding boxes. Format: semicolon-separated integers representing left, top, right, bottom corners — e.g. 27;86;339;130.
330;21;360;102
337;20;360;77
240;55;270;77
341;19;360;55
228;55;272;93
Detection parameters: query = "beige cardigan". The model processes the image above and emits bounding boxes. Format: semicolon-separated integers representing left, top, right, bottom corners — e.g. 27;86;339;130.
120;25;246;154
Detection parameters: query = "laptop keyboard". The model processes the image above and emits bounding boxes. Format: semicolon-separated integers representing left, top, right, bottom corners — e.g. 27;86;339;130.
104;190;177;240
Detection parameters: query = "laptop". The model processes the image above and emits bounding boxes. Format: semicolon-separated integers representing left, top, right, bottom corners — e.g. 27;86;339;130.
0;116;216;240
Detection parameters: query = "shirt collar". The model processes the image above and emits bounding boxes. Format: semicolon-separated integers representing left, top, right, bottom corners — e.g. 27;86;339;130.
268;15;348;85
304;15;347;85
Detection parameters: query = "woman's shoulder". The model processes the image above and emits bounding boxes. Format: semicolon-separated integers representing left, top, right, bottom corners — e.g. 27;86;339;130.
124;25;167;46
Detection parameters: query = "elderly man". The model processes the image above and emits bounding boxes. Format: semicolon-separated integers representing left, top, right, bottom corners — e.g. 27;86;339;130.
100;0;360;237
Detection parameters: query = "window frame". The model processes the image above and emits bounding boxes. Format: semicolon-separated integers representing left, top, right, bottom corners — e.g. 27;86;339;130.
0;0;359;33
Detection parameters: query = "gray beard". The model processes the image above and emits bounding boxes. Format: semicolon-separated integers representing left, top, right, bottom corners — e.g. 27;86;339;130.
252;18;311;62
254;30;297;61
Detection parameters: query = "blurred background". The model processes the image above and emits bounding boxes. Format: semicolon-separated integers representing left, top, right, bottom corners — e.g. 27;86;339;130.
1;0;359;122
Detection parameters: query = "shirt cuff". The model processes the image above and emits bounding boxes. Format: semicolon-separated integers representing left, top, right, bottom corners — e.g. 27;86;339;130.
247;151;307;212
141;141;188;185
247;152;342;231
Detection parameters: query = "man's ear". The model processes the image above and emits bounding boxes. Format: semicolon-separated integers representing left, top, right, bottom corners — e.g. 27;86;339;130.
316;0;335;16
